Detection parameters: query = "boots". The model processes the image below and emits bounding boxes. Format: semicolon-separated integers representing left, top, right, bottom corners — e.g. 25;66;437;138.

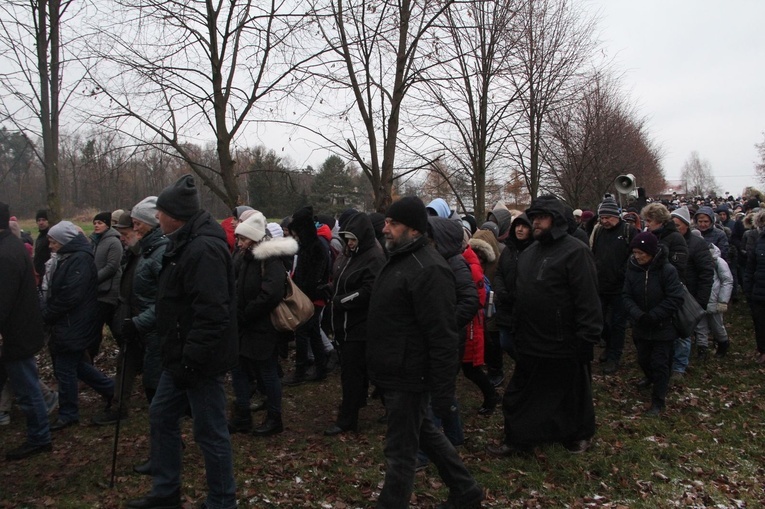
715;341;730;358
228;406;253;434
697;345;709;361
253;412;283;436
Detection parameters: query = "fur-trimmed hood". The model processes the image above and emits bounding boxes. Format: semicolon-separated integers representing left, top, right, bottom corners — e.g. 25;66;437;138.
755;210;765;230
468;233;497;263
251;236;298;260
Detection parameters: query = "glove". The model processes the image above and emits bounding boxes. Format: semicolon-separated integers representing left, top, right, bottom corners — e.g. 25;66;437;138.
121;318;139;344
172;364;201;390
431;398;457;421
716;302;728;313
317;283;333;302
637;313;653;327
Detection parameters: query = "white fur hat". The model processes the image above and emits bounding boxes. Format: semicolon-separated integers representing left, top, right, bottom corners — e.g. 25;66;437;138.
235;210;267;242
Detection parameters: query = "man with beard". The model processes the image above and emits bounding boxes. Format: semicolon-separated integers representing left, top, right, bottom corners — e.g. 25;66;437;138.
366;196;483;508
487;195;602;456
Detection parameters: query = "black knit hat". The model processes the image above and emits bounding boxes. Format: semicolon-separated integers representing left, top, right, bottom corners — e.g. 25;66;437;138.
0;202;9;230
386;196;428;233
629;231;659;257
36;209;49;221
157;174;201;221
93;211;112;225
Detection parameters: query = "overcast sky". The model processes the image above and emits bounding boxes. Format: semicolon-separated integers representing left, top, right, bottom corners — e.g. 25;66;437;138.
585;0;765;197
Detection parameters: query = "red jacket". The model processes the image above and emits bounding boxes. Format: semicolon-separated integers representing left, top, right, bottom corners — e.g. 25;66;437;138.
462;245;486;366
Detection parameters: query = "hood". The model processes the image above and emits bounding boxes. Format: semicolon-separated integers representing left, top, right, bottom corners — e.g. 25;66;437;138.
426;198;454;219
58;232;94;257
525;195;569;241
695;206;716;223
708;242;721;261
428;216;464;258
487;208;513;238
316;223;333;243
165;210;226;256
714;203;730;214
469;229;498;264
251;236;299;260
508;213;533;249
339;212;377;256
289;206;319;243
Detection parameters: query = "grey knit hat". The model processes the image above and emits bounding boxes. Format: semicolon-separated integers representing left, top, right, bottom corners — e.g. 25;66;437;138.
670;206;691;226
597;196;620;218
48;221;80;246
157;174;200;220
131;196;160;227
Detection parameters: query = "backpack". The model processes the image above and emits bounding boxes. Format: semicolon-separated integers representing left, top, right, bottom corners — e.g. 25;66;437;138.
483;275;495;318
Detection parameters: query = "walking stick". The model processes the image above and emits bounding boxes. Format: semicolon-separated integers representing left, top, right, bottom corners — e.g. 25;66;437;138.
109;338;129;489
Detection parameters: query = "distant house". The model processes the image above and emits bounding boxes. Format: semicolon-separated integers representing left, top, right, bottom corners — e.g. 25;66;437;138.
655;180;686;201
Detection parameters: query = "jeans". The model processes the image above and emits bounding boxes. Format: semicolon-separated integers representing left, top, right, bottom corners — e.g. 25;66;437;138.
294;306;327;376
254;354;282;416
600;293;627;363
4;357;51;446
150;371;236;509
672;336;692;374
377;390;478;508
54;350;114;422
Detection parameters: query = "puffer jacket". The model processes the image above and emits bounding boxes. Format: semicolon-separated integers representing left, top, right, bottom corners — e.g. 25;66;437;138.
91;227;123;305
494;213;533;328
622;247;684;342
514;196;602;359
469;230;500;332
42;233;100;353
237;236;298;360
330;213;385;343
131;227;169;334
366;234;459;409
428;216;480;333
707;243;733;313
462;245;487;366
156;210;238;378
591;219;638;295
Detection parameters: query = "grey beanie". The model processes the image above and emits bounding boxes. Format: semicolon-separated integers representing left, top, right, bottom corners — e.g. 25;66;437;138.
157;174;200;220
598;196;620;218
131;196;160;227
671;206;691;226
48;221;80;246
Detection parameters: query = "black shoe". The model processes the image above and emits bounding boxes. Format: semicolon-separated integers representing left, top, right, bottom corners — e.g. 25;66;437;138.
282;372;306;387
715;341;730;358
91;407;128;426
227;407;253;434
305;370;327;383
563;438;592;454
6;441;52;460
50;418;79;431
697;346;709;361
133;459;152;476
323;423;356;436
488;372;505;388
253;414;283;436
477;392;500;415
643;405;662;417
125;491;181;509
436;485;484;509
601;359;619;374
635;377;652;389
485;442;530;458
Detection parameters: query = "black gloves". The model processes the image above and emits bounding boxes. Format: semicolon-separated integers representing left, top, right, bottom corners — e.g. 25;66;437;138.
172;364;201;390
121;318;139;344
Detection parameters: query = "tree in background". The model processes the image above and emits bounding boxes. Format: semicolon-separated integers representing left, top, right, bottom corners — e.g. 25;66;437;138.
756;132;765;184
682;151;719;197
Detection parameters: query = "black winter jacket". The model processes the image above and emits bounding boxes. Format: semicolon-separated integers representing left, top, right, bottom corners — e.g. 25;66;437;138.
42;233;100;353
494;214;533;328
622;248;684;342
591;220;638;295
744;230;765;302
0;230;45;360
237;236;298;360
290;207;330;302
156;210;238;378
33;227;50;279
330;213;385;343
651;221;688;281
682;229;714;309
514;197;602;359
366;235;459;410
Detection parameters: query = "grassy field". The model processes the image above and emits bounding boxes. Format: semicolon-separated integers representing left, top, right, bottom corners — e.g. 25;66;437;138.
1;301;764;508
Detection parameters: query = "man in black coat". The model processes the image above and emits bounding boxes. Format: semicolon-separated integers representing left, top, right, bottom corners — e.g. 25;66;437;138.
488;195;602;456
33;209;51;282
591;196;638;374
0;202;52;460
366;197;483;509
127;175;238;509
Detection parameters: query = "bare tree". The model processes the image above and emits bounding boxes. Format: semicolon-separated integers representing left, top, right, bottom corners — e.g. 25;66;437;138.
0;0;92;221
507;0;597;200
410;0;521;220
307;0;454;212
89;0;320;209
756;132;765;183
682;151;718;197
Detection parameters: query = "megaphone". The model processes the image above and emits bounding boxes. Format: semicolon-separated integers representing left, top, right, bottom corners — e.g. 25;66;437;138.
615;174;637;196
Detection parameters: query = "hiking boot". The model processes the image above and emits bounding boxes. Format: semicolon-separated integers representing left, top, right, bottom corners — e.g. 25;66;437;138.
227;406;253;434
436;485;484;509
601;359;620;374
697;346;709;361
5;441;52;461
91;406;128;426
253;412;283;436
715;341;730;358
125;490;181;509
477;391;500;415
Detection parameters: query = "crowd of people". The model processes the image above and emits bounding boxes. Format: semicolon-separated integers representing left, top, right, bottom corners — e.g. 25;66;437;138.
1;179;763;509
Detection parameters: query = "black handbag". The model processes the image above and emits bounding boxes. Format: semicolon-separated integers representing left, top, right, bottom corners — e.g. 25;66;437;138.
673;284;705;338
